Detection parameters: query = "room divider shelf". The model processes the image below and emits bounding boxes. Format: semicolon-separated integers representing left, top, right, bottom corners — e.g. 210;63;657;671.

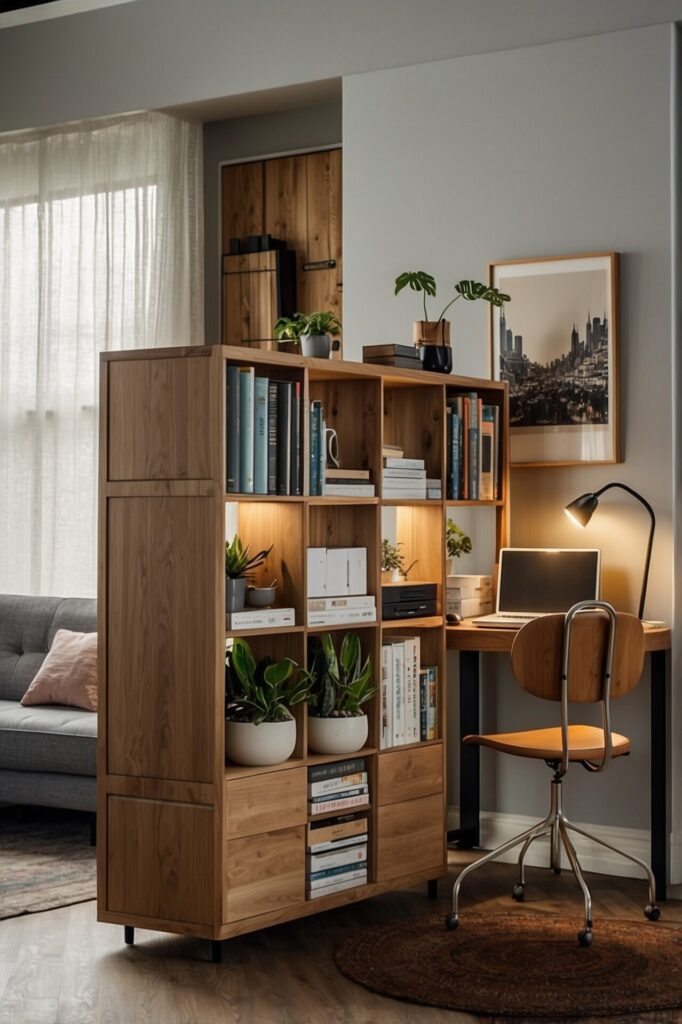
97;343;509;945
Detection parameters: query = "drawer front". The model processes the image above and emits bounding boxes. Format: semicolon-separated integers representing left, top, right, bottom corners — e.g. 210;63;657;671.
377;794;444;883
224;826;305;922
378;744;443;806
226;767;307;839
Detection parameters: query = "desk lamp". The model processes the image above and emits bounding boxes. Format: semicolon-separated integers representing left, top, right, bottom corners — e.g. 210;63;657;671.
564;482;655;621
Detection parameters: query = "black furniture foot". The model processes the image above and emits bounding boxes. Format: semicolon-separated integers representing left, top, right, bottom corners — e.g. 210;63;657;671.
427;879;438;899
211;940;223;964
89;814;97;847
124;926;134;945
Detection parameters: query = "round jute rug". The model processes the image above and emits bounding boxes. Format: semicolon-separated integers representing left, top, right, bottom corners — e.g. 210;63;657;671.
334;912;682;1020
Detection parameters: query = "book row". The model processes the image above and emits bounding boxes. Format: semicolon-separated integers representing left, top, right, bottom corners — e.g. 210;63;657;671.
380;637;438;749
446;392;501;501
306;764;369;899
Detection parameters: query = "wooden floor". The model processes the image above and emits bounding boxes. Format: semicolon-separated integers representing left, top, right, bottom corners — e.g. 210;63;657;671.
0;851;679;1024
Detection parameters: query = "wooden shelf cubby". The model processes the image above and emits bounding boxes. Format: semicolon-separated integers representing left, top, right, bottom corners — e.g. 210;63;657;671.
98;344;509;946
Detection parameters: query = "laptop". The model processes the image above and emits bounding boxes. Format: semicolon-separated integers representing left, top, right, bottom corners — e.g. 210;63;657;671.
472;547;601;628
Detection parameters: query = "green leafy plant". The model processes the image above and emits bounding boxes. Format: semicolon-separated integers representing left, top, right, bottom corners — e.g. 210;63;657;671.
274;310;342;343
225;535;272;579
307;632;377;718
381;538;417;578
226;637;312;725
446;519;473;559
394;271;510;323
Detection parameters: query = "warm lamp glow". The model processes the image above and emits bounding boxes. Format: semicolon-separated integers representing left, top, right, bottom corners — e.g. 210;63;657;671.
564;492;598;528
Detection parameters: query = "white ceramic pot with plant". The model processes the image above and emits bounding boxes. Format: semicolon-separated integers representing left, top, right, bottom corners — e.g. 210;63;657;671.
225;637;312;766
274;310;342;359
307;632;376;756
381;538;417;584
225;535;272;614
446;518;472;576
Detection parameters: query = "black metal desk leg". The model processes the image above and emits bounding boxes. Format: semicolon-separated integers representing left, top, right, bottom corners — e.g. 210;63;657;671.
448;649;480;848
650;649;669;901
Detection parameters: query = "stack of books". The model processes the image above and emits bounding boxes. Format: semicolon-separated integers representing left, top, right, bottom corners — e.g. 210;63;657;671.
446;574;493;618
306;806;369;899
446;393;500;501
324;467;375;498
226;607;295;630
382;449;427;500
379;636;438;748
363;343;422;370
227;366;303;496
306;547;377;625
307;758;370;817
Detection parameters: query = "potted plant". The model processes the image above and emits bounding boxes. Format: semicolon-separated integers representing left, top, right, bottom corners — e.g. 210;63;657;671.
394;271;510;372
274;310;342;358
307;632;377;755
225;637;312;766
381;539;417;583
225;535;272;613
446;518;472;575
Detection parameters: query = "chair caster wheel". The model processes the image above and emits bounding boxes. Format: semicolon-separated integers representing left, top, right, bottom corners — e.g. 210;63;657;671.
645;904;661;921
578;929;593;947
445;914;459;931
511;883;525;902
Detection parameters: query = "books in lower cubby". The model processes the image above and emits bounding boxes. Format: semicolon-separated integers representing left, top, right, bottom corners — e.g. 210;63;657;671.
380;637;438;749
310;400;375;497
227;365;303;496
306;760;369;899
446;392;500;501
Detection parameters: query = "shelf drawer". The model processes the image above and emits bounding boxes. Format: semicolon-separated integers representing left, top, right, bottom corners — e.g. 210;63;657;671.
226;767;307;839
224;826;305;922
377;744;443;806
377;794;444;882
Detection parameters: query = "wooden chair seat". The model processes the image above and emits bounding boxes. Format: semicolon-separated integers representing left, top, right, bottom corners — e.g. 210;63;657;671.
463;724;630;761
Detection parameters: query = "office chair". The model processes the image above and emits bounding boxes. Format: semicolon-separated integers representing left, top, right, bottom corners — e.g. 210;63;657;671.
446;600;660;946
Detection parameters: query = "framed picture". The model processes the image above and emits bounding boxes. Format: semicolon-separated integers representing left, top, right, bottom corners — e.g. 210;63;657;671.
490;253;619;467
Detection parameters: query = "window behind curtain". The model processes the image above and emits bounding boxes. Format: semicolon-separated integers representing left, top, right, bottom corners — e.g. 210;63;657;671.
0;112;203;597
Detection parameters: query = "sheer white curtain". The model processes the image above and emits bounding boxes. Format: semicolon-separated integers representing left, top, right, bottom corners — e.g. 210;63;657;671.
0;111;203;597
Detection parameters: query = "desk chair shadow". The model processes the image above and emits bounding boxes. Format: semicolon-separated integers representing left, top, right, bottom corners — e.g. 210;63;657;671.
446;600;660;946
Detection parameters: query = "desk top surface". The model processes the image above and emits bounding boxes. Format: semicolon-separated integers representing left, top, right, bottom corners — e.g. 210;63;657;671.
446;619;672;653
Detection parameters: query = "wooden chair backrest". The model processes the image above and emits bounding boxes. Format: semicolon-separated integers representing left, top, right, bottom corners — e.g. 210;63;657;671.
510;609;645;703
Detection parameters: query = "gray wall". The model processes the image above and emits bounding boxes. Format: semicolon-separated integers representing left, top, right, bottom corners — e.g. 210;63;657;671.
343;24;674;832
3;0;682;132
203;101;342;345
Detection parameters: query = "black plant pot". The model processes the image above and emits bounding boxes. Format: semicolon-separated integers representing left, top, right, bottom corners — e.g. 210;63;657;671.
421;345;453;374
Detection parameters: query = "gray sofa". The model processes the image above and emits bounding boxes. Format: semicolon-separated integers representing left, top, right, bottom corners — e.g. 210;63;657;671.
0;595;97;813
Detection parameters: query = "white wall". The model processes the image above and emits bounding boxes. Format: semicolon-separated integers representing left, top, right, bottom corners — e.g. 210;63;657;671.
343;26;675;850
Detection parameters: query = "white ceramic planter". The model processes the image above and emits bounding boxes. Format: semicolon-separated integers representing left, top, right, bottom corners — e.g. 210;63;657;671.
308;714;368;755
226;718;296;766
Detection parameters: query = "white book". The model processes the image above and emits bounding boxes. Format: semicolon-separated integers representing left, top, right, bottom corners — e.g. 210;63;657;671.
309;792;370;816
308;595;375;611
426;479;442;488
307;843;368;873
392;641;405;746
323;484;376;497
382;467;427;479
384;457;425;469
381;642;393;750
307;866;368;891
307;548;327;598
308;772;368;797
308;832;368;854
427;490;442;500
326;547;349;597
382;477;428;488
403;637;415;744
306;872;368;899
308;607;376;626
408;635;421;743
227;608;295;629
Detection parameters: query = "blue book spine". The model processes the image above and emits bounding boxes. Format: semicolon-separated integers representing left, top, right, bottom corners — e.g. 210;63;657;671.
290;381;301;496
277;381;292;495
309;402;320;496
446;408;453;500
452;412;461;501
318;410;326;497
253;376;268;494
239;368;255;494
309;860;368;882
226;365;240;493
467;393;479;501
267;382;278;494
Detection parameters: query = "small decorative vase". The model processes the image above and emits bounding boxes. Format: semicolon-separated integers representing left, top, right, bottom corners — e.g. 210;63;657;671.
300;333;331;358
421;345;453;374
413;320;450;346
390;568;402;583
308;714;369;755
226;576;247;613
246;585;277;608
226;719;297;766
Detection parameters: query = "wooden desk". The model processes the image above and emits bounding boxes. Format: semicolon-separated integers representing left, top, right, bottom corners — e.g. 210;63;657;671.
447;621;672;899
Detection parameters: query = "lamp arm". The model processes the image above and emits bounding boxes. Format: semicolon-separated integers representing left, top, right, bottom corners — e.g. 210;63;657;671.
593;482;656;619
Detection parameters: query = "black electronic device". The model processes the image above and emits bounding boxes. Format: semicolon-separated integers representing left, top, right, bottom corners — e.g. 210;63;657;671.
381;582;437;621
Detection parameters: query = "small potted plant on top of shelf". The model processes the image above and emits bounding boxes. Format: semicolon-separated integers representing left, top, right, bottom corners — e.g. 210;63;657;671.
225;637;312;766
446;519;472;575
307;633;377;755
274;311;342;359
381;539;417;583
225;535;272;613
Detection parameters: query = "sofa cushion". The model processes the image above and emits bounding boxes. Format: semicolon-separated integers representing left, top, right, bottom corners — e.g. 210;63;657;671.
0;595;96;702
0;700;97;777
22;629;98;711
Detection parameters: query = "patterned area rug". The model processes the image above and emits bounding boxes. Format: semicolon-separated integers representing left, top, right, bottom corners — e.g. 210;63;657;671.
335;912;682;1021
0;805;96;920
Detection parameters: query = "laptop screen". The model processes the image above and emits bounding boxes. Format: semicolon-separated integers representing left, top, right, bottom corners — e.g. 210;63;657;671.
497;548;600;613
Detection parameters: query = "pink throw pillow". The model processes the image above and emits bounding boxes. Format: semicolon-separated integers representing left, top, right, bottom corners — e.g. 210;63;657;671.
21;629;98;712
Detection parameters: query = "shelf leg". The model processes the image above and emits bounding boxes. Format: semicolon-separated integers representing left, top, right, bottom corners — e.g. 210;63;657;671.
124;926;134;946
211;940;224;964
427;879;438;899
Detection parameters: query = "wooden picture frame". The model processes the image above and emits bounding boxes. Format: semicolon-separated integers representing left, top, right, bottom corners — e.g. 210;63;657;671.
489;252;620;467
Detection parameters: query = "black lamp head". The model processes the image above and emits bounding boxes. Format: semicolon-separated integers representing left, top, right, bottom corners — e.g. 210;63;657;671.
564;492;599;528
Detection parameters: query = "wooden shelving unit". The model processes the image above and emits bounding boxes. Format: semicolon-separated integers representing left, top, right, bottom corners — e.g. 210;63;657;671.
97;344;509;947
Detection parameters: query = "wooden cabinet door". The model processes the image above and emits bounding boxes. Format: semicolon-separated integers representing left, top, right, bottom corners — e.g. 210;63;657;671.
226;767;307;839
224;827;305;922
377;794;445;882
222;251;278;345
300;149;342;323
378;744;443;806
221;161;264;250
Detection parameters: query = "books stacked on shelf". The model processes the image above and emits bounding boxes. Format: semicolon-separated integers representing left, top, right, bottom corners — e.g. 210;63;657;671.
426;478;442;500
226;607;295;630
227;365;303;496
446;393;500;501
308;757;370;812
383;448;427;500
363;344;422;370
306;804;369;899
306;547;377;625
446;574;493;618
324;467;375;498
380;637;438;748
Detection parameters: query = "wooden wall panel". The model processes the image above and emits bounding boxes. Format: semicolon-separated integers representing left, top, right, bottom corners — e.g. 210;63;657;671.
108;355;214;482
107;495;217;783
221;161;264;252
301;148;342;320
107;796;214;925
